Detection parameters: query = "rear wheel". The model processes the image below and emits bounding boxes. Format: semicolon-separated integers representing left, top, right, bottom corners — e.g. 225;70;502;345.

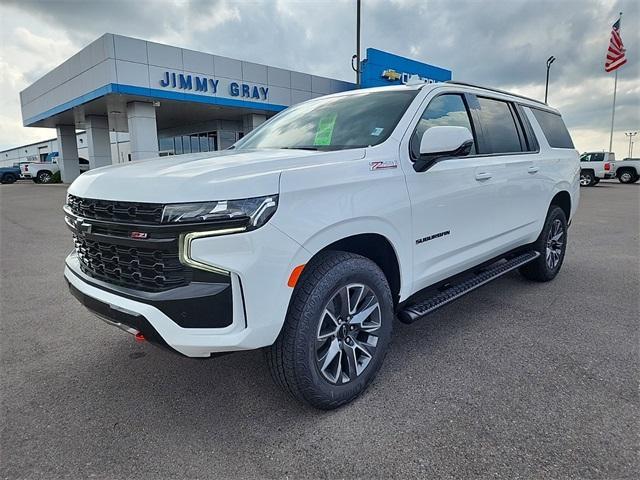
618;169;637;184
266;251;393;410
520;206;567;282
1;173;17;184
36;170;53;184
580;171;596;186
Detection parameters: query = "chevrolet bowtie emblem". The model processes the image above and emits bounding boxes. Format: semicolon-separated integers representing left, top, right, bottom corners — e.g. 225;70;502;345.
75;218;92;234
381;69;402;81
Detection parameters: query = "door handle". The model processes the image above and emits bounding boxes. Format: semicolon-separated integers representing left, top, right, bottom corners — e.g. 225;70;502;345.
475;172;492;181
528;166;540;174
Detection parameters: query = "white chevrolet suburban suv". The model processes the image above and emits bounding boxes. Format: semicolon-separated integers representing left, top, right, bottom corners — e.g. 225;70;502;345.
64;82;580;409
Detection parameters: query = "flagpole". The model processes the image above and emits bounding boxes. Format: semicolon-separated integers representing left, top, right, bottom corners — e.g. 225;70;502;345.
608;11;622;153
609;70;617;153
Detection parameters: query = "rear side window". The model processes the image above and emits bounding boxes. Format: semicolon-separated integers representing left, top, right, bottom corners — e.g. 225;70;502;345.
476;97;523;154
531;109;574;149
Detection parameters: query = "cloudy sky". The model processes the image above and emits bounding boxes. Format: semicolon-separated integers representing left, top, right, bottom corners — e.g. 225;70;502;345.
0;0;638;155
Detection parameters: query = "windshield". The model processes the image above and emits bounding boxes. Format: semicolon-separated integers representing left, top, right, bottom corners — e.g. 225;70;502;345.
234;89;419;151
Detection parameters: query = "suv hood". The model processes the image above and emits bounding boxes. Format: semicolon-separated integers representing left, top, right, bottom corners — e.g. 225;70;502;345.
68;148;365;203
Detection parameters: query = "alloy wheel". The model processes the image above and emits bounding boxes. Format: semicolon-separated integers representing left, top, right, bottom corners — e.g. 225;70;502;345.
40;173;52;183
315;283;381;385
545;219;564;270
579;174;591;186
620;172;632;183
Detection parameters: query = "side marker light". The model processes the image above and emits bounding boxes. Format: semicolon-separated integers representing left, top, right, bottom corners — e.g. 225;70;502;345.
287;264;306;288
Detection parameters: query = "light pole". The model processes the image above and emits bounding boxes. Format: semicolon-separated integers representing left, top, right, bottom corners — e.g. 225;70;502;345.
625;132;638;158
545;56;556;104
351;0;362;87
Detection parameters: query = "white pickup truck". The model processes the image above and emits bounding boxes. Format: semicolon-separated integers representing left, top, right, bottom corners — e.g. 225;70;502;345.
21;153;89;183
614;158;640;184
579;151;616;186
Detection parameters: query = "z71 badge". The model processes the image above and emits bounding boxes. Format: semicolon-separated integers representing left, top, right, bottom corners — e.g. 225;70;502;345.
369;161;398;171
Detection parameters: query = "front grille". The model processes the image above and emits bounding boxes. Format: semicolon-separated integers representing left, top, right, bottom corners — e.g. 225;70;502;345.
74;234;190;292
67;194;164;224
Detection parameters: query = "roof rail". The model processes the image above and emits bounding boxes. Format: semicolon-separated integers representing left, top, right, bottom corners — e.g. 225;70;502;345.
445;80;548;106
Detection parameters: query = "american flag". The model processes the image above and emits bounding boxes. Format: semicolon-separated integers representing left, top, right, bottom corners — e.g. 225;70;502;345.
605;18;627;72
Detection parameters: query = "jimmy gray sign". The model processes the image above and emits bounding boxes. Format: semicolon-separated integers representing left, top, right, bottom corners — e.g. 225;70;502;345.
159;71;269;100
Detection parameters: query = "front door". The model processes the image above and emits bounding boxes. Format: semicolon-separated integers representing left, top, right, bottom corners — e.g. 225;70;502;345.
402;92;508;292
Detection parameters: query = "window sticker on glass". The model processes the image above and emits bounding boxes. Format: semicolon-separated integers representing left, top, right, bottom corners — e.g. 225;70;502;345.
314;113;338;146
371;127;384;136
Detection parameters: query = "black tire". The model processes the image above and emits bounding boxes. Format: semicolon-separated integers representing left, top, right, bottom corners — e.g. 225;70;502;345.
266;251;394;410
1;173;17;184
593;178;600;185
519;206;568;282
580;170;596;187
36;170;53;184
617;169;637;184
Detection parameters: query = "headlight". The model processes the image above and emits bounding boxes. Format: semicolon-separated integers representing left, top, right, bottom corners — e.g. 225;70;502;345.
161;195;278;230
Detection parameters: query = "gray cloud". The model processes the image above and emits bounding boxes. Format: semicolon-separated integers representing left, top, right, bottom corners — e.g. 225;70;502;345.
1;0;639;153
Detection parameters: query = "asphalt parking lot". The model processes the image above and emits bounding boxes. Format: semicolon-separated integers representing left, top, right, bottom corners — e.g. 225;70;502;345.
1;181;638;479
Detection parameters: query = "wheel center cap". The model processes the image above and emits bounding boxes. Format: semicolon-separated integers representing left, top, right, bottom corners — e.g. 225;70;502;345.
339;324;348;339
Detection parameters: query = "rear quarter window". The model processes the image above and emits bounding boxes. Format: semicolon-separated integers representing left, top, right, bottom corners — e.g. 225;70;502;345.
531;108;574;149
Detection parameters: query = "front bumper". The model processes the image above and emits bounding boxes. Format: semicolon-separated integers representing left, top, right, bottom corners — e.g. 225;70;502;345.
64;219;310;357
65;253;249;357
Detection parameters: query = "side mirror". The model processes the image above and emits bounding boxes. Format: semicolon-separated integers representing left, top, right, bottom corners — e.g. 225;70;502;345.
414;126;474;172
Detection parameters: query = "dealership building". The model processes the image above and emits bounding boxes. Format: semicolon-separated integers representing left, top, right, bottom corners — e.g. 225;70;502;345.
1;33;451;182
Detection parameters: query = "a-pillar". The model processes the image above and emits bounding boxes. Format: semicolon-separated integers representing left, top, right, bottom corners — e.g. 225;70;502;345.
85;115;112;169
56;125;80;183
127;102;159;161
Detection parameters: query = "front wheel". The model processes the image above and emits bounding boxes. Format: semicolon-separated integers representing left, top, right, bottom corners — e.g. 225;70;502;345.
266;251;393;410
580;171;596;186
519;206;568;282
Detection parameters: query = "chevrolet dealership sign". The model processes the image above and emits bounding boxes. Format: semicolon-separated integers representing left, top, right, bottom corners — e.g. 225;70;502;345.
381;69;440;85
362;48;451;88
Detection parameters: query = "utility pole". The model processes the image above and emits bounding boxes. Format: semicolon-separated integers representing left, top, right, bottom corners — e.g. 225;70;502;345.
351;0;362;87
625;131;638;158
545;56;555;104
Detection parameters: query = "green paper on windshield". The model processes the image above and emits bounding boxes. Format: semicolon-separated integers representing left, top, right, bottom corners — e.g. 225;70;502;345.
314;113;337;146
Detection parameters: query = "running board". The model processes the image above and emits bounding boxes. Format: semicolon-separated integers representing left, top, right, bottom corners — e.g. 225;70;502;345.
398;250;540;324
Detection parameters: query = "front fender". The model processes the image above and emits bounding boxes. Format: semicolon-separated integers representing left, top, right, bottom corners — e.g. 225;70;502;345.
280;217;413;301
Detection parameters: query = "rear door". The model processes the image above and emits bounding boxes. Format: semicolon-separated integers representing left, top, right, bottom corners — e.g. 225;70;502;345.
590;152;605;177
473;96;542;240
